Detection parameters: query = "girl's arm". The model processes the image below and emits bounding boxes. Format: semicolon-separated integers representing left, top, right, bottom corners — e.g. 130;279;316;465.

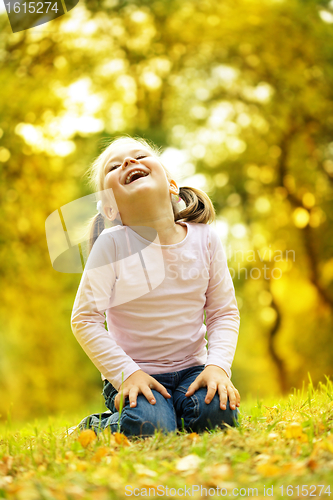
71;231;141;391
186;226;241;409
204;226;240;377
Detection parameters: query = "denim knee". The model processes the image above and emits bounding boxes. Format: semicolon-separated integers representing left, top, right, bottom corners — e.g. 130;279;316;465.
119;392;177;437
181;389;239;433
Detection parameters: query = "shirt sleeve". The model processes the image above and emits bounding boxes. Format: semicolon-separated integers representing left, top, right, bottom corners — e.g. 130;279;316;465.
204;226;240;378
70;230;141;390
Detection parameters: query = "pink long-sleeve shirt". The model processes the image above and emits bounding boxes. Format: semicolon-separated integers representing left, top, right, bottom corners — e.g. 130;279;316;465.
71;221;240;391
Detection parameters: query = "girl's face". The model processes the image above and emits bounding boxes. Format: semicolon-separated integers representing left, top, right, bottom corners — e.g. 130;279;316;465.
102;141;178;222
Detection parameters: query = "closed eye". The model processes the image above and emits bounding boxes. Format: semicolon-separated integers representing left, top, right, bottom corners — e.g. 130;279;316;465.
107;155;148;172
108;164;121;172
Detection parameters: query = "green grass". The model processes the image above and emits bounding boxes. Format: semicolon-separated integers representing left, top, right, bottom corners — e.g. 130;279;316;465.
1;378;333;500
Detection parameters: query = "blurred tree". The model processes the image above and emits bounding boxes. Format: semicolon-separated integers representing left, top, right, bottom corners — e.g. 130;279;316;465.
0;0;332;419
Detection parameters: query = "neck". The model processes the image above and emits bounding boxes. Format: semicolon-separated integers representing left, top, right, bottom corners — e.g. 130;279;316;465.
128;216;181;245
114;194;184;244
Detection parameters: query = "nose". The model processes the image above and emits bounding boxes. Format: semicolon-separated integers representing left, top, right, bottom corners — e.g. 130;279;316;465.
122;157;139;169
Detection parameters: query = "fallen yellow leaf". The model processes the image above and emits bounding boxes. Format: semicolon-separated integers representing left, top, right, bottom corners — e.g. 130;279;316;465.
92;447;110;463
285;422;304;439
0;456;13;475
65;485;85;498
205;463;233;485
76;460;88;472
281;461;306;475
176;454;203;472
134;464;157;477
78;429;97;448
2;484;22;495
114;432;131;446
187;432;200;442
254;454;273;463
256;463;281;477
306;458;319;471
314;436;333;454
298;433;308;443
267;432;279;441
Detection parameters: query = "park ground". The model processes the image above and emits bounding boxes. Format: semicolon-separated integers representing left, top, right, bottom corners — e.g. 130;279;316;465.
0;377;333;499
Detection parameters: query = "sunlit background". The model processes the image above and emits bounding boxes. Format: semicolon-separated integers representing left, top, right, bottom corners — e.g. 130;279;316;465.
1;0;333;423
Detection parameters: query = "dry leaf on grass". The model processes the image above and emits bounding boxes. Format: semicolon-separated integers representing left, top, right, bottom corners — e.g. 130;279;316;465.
254;453;274;464
281;461;307;475
0;476;13;488
187;432;200;442
311;435;333;456
306;458;319;471
134;464;157;477
114;432;131;446
2;484;22;496
64;451;75;460
65;426;78;437
76;460;89;472
256;463;281;477
204;464;233;486
267;432;279;441
65;485;85;499
285;422;306;439
176;454;203;472
78;429;97;448
0;456;13;475
92;447;110;463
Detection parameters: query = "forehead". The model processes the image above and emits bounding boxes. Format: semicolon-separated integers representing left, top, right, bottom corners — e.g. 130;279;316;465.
106;142;151;164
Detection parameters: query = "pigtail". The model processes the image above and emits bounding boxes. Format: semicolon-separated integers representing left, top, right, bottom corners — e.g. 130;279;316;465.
175;186;216;224
88;213;105;255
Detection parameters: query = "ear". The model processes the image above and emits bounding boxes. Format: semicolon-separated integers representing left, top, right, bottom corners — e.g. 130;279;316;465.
101;204;119;221
103;189;120;221
169;179;179;195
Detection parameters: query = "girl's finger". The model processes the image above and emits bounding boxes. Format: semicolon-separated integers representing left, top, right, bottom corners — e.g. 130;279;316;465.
185;380;200;397
227;385;237;410
128;386;139;408
205;382;217;404
115;390;126;411
234;388;241;406
153;381;171;399
217;384;228;410
141;386;156;405
230;385;241;405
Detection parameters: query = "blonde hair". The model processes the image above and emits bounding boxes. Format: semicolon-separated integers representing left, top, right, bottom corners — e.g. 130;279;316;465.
83;135;216;254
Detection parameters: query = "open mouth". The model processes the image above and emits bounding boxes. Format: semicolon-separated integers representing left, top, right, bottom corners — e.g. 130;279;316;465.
125;170;149;185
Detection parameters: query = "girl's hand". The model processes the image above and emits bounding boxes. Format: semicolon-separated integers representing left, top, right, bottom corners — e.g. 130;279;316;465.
114;370;171;411
185;365;240;411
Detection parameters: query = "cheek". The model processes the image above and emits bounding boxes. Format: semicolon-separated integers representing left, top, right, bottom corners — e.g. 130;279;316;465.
148;161;168;181
105;172;118;188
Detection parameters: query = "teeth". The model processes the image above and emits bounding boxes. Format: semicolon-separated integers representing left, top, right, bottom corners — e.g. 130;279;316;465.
125;170;148;184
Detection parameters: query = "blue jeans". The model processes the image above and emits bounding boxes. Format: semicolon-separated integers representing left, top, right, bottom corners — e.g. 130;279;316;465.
97;365;239;437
